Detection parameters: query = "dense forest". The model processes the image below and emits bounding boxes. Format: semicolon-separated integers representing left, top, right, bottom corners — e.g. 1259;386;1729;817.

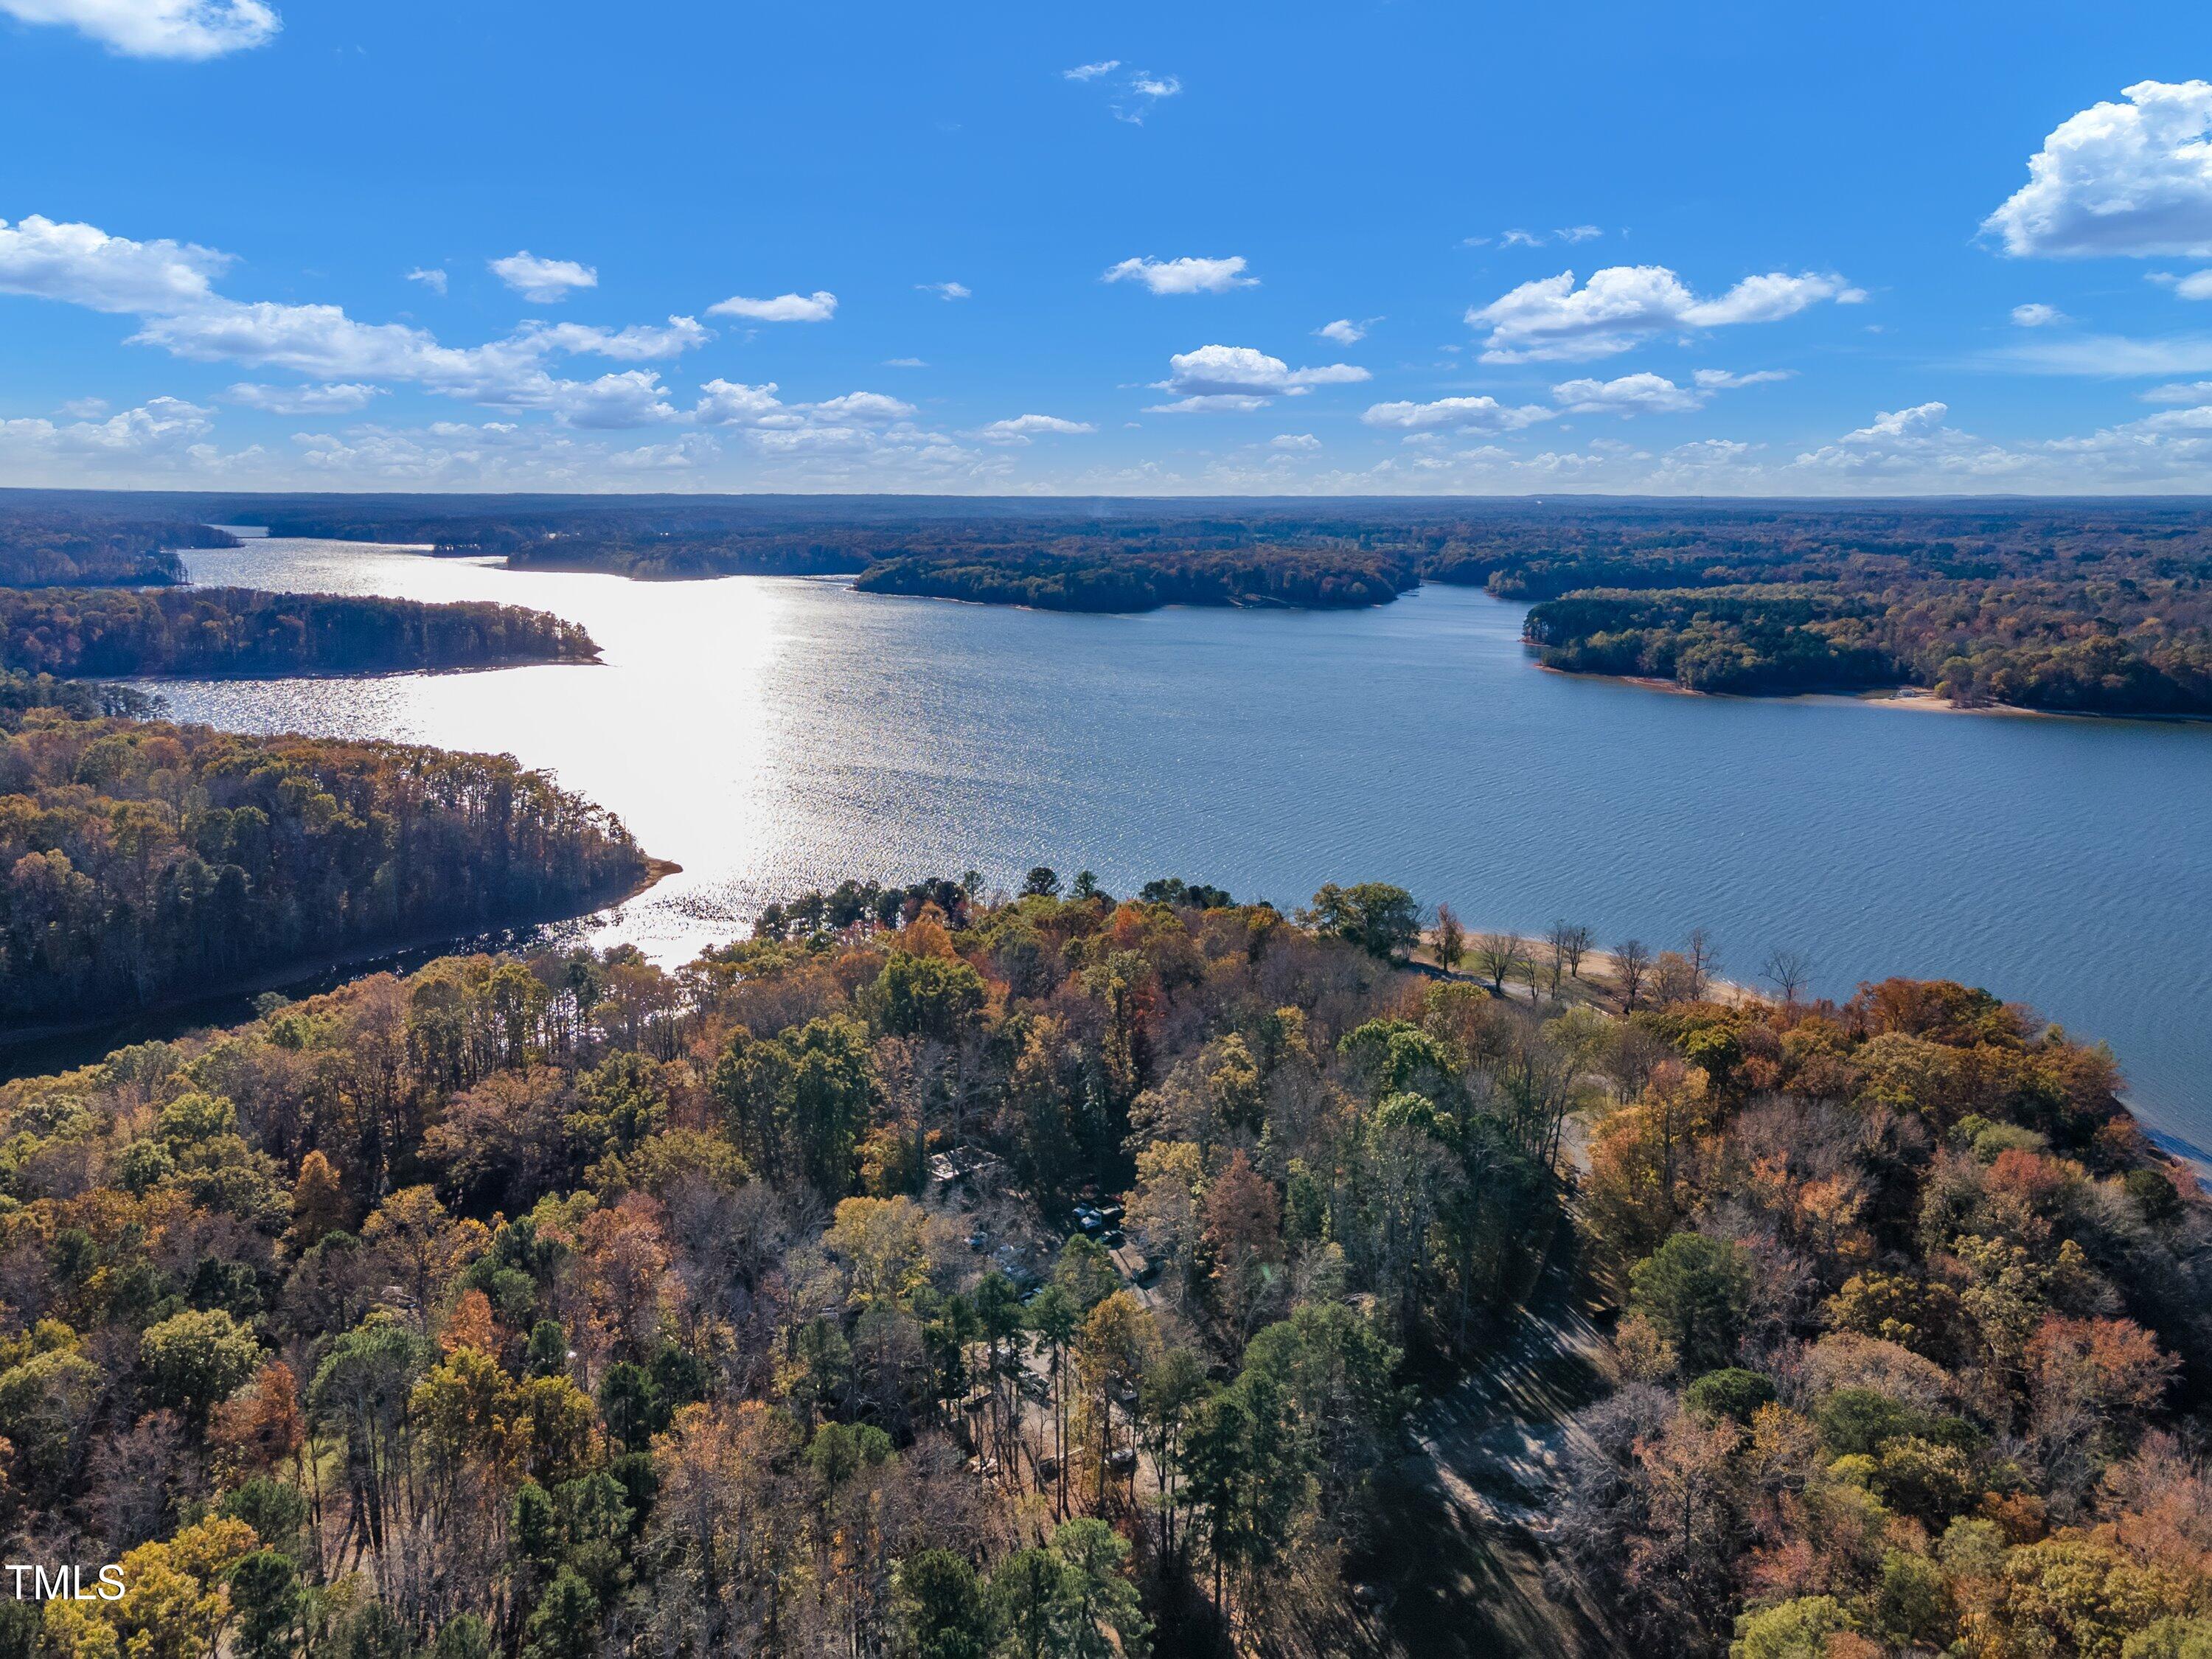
9;491;2212;703
0;712;649;1028
0;588;599;681
852;546;1420;611
0;504;234;588
0;863;2198;1657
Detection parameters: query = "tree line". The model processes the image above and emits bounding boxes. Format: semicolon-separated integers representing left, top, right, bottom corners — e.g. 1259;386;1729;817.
0;712;647;1027
0;587;600;681
0;504;234;588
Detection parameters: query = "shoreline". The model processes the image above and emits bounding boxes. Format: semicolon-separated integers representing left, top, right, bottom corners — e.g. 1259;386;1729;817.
0;855;681;1078
1533;662;2212;726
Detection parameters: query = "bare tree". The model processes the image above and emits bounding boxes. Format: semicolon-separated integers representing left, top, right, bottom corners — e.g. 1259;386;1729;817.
1475;932;1526;994
1554;922;1594;980
1433;902;1467;973
1613;938;1650;1009
1685;928;1719;999
1760;947;1814;1006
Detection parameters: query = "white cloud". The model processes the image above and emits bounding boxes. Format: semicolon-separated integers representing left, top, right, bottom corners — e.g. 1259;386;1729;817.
1270;433;1321;451
1150;344;1369;410
0;215;731;431
1315;316;1379;344
804;391;915;423
1692;367;1792;388
1062;59;1119;80
56;397;108;418
2150;269;2212;299
707;289;838;323
2011;302;2068;327
487;251;597;303
0;396;219;472
1110;69;1181;124
1360;394;1554;434
1500;229;1543;248
1104;255;1256;295
978;414;1096;444
1987;331;2212;375
882;357;927;368
917;281;971;300
517;316;712;361
1791;402;2029;480
1984;80;2212;259
692;379;791;428
1551;372;1705;416
0;214;229;313
0;0;276;58
1558;225;1604;243
1147;394;1272;414
228;381;383;414
2141;379;2212;403
1468;264;1863;361
406;267;448;296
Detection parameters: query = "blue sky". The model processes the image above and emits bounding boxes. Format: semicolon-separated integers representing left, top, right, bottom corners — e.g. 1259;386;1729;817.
6;0;2212;493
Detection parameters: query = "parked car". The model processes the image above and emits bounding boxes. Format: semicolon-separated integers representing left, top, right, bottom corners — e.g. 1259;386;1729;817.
1101;1228;1125;1249
1105;1447;1138;1475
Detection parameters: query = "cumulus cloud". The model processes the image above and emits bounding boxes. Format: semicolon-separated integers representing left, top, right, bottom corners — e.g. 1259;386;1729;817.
806;392;915;423
1270;433;1321;451
917;281;971;300
406;267;448;295
1360;395;1554;433
2011;302;2068;327
1148;344;1369;411
1468;264;1863;361
1315;317;1379;344
1551;372;1706;415
2142;378;2212;403
978;414;1095;443
2150;269;2212;299
0;214;229;313
516;316;712;361
227;381;383;414
1984;80;2212;258
0;396;220;473
1104;255;1256;295
488;251;597;303
1790;402;2028;480
1062;58;1119;80
0;214;789;435
0;0;276;58
707;289;838;323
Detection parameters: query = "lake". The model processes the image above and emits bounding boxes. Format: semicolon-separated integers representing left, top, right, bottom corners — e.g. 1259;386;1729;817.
148;538;2212;1155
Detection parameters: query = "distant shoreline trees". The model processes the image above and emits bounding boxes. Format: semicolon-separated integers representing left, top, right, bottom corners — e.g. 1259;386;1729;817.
0;587;599;680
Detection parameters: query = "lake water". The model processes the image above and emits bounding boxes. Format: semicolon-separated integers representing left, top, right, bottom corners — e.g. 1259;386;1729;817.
149;538;2212;1154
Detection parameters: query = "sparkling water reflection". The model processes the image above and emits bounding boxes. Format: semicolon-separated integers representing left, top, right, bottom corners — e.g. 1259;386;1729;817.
149;539;2212;1149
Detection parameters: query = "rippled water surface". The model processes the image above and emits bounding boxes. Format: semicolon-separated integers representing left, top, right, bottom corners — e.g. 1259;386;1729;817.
152;538;2212;1149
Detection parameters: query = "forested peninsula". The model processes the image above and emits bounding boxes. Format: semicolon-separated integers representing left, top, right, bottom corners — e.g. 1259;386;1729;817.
0;504;234;588
0;712;650;1029
0;866;2203;1658
0;587;601;681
